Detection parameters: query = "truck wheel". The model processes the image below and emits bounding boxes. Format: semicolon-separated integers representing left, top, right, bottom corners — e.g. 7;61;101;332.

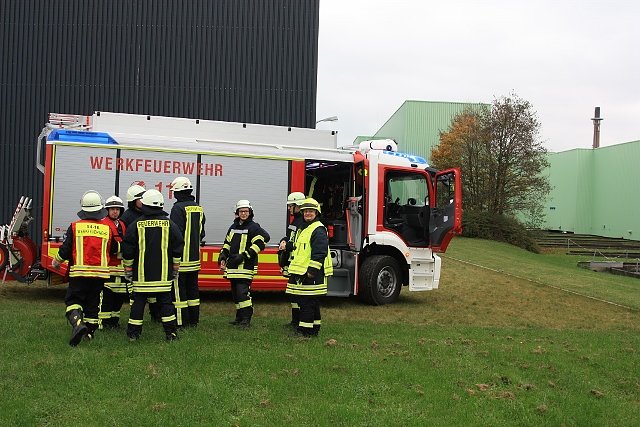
359;255;401;305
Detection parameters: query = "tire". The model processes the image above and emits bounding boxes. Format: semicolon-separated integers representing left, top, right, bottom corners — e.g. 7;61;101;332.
359;255;402;305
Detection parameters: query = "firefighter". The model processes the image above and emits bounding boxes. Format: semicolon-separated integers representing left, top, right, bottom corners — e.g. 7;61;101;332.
278;191;306;328
169;176;206;327
122;189;184;341
120;183;161;322
119;184;145;226
285;198;333;337
218;200;270;327
98;195;128;329
52;190;112;346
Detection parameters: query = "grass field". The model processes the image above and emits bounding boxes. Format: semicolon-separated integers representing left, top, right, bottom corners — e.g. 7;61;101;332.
1;237;639;426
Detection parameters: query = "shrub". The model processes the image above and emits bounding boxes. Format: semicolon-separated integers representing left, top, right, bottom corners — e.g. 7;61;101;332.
462;209;540;253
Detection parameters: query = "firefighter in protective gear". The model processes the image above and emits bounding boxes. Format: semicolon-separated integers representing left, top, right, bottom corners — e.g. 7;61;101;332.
218;200;270;327
98;196;128;329
122;189;184;341
279;191;306;328
120;184;145;226
52;190;113;346
120;183;161;321
285;198;333;337
169;176;206;327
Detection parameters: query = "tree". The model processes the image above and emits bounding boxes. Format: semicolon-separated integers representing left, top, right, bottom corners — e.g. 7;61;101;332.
431;93;550;227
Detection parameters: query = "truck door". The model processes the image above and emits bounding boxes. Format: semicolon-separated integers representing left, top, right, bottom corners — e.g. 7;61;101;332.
347;159;366;250
429;168;462;252
381;169;432;246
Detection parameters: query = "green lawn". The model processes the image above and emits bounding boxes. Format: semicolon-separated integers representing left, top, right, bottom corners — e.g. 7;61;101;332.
1;237;639;426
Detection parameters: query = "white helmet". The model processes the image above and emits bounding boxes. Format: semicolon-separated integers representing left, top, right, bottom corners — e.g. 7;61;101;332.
234;199;252;212
141;189;164;208
170;176;193;192
105;195;125;210
286;192;306;206
80;191;104;212
126;184;146;202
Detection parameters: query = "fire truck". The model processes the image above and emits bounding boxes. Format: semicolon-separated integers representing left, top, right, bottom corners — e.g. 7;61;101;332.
2;112;461;304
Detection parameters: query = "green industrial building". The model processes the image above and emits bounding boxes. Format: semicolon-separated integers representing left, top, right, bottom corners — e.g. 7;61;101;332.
363;100;640;241
545;142;640;239
369;100;488;161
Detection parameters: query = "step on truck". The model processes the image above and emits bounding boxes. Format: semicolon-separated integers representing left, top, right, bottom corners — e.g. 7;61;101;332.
6;112;462;304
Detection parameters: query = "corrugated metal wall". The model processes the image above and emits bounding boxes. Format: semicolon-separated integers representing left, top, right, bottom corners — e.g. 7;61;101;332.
544;140;640;240
0;0;320;243
373;100;488;161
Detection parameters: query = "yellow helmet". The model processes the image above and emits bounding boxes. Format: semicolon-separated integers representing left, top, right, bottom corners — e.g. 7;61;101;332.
300;198;321;213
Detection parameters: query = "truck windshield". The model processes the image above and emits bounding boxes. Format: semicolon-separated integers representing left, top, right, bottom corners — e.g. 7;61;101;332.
384;172;429;246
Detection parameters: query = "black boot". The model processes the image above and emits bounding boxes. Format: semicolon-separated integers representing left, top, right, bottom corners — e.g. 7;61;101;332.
229;309;241;325
85;322;98;341
102;317;119;329
66;309;88;346
237;318;251;328
188;305;199;327
235;306;252;328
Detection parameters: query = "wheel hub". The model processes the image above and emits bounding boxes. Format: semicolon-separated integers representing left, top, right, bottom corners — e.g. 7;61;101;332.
377;266;397;298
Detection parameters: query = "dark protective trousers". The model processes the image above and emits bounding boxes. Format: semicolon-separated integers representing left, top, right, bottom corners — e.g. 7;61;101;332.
230;278;253;321
174;271;200;326
297;295;321;336
65;277;105;335
288;294;300;325
127;291;177;338
99;276;129;328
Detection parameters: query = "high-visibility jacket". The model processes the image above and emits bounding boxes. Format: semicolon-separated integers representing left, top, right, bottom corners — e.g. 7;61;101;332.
280;212;304;276
100;217;128;292
286;219;333;296
170;195;206;272
55;220;113;279
218;218;270;280
100;217;126;273
122;213;184;293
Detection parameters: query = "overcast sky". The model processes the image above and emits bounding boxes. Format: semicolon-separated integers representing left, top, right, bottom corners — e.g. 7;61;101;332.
316;0;640;152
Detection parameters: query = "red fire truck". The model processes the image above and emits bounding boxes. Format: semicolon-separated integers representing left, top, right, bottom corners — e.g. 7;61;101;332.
2;112;461;304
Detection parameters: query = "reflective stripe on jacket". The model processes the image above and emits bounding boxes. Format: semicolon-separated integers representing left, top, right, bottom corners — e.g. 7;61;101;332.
218;218;270;280
101;217;126;275
55;220;112;278
171;196;206;272
286;220;333;296
122;214;184;293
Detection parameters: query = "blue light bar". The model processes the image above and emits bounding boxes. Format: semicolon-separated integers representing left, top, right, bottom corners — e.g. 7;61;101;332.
48;130;118;145
384;150;428;165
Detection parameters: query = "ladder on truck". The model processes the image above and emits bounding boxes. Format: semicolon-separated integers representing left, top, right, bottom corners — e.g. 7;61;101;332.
1;197;45;284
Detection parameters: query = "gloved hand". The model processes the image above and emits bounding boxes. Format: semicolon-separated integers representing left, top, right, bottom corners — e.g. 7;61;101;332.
303;268;317;284
226;253;244;268
52;259;61;270
124;267;133;282
173;269;179;281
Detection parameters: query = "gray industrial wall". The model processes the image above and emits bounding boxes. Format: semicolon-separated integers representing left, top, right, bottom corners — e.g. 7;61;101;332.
0;0;320;245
